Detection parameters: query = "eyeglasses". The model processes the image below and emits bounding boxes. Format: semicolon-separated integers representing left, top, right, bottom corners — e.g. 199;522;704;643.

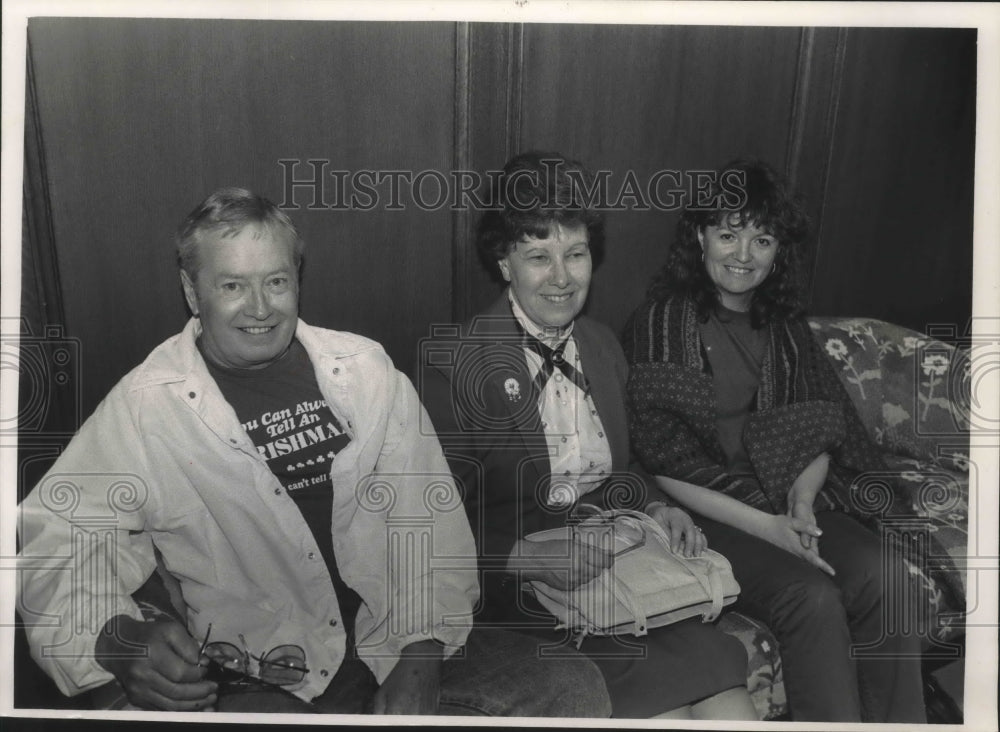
568;505;647;558
198;623;309;688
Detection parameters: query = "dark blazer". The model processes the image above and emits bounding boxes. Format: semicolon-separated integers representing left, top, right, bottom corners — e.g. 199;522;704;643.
418;294;664;621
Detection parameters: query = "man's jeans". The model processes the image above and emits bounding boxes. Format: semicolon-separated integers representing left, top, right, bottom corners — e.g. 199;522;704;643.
215;627;611;717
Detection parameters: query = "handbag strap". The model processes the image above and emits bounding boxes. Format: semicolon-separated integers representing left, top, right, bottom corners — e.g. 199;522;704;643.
606;561;649;636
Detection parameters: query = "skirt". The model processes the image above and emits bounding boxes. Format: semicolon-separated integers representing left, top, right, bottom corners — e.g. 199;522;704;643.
516;594;748;717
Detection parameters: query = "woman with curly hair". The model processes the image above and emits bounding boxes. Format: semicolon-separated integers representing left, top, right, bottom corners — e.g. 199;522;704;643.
622;160;926;722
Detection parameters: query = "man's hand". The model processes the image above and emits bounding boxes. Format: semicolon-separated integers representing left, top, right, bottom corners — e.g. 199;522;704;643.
647;504;707;557
511;538;613;590
371;640;442;715
95;615;216;711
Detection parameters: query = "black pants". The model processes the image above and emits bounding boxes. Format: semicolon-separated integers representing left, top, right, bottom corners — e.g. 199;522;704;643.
697;510;926;722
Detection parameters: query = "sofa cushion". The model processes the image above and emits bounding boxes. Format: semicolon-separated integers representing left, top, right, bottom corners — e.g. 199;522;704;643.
717;611;786;720
809;317;968;648
882;453;968;644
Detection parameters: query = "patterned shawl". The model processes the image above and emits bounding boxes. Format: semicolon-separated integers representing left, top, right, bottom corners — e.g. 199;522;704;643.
622;295;886;517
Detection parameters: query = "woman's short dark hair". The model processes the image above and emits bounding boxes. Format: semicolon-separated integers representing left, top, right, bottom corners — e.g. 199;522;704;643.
176;187;304;280
648;159;810;325
476;151;605;280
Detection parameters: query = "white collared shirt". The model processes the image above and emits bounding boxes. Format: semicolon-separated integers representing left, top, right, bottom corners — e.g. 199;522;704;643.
508;292;613;507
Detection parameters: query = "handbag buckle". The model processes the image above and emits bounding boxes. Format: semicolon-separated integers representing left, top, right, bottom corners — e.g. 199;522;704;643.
568;505;647;558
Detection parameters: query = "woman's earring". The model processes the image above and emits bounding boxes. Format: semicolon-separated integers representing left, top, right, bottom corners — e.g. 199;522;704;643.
771;263;776;274
701;252;705;263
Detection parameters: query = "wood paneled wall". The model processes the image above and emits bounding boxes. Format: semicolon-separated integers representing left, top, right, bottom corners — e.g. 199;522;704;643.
460;24;976;338
811;28;976;332
475;23;807;332
25;18;459;418
22;20;975;425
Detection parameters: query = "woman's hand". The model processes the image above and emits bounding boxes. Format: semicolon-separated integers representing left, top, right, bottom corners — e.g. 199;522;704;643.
779;451;832;565
511;538;613;590
787;499;819;550
785;452;829;540
647;505;707;557
762;513;834;576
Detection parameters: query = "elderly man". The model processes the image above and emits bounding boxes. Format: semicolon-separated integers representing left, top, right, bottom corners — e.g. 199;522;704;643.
17;187;609;716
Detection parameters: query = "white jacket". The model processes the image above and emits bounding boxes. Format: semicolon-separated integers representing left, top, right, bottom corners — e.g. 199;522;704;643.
17;318;477;701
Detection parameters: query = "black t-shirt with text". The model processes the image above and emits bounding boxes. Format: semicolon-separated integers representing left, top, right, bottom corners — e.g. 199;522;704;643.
202;338;363;639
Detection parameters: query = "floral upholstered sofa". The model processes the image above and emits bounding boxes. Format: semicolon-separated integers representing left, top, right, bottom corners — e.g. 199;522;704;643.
718;316;970;720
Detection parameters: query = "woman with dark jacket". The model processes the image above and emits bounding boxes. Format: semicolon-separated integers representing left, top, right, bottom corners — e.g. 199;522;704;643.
622;159;925;722
419;152;756;720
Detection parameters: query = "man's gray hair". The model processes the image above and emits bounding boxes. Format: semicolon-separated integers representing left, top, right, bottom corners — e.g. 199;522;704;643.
176;187;304;278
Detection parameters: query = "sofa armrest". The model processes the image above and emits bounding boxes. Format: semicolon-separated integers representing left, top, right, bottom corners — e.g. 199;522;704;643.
808;317;970;474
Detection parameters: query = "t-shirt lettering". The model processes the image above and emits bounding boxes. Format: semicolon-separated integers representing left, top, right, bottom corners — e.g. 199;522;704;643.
202;338;363;642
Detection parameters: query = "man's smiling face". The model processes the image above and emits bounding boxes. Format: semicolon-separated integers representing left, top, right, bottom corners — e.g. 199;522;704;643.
181;223;299;369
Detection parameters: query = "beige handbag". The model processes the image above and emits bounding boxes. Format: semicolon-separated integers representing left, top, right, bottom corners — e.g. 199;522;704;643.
523;507;740;639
